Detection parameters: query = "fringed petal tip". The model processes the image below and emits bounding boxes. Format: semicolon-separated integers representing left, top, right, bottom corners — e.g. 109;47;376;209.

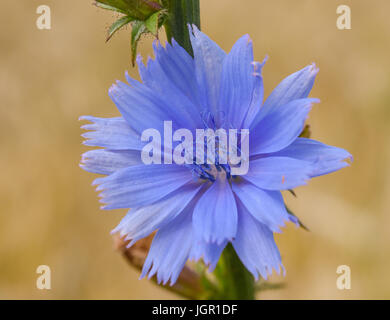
187;23;198;35
141;271;174;287
308;62;320;76
79;115;103;125
78;115;89;122
94;183;105;191
288;214;300;228
281;213;303;231
109;229;118;236
110;221;125;236
109;224;137;248
140;264;175;287
189;240;226;273
202;236;232;247
188;256;215;272
345;152;354;163
251;56;268;76
108;80;130;96
281;263;286;276
307;97;321;106
251;263;286;281
126;239;137;249
273;225;283;234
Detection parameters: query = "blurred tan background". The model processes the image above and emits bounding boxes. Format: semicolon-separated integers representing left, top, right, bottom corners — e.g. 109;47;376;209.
0;0;389;299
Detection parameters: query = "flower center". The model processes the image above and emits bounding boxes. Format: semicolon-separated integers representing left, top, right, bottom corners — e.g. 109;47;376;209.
183;112;248;181
190;162;231;182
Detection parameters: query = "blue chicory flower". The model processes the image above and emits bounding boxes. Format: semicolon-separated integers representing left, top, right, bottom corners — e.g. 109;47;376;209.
80;25;352;285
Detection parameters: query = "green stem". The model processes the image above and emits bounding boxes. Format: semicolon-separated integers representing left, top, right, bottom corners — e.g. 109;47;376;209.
161;0;255;300
162;0;200;56
212;244;255;300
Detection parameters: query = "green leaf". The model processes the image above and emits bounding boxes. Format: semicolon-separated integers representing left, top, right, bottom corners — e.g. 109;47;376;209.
145;11;160;35
131;20;147;66
106;15;135;42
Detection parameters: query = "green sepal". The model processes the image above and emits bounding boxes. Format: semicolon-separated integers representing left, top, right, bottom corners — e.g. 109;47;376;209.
106;15;136;42
95;1;168;66
130;10;166;65
210;244;255;300
145;11;161;35
131;20;147;66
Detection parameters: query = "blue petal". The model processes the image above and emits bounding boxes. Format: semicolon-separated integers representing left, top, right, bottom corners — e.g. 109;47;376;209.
219;34;265;129
233;200;284;280
232;180;290;232
267;138;352;177
193;178;237;245
137;40;202;112
80;116;143;150
242;58;267;129
250;98;319;155
80;149;142;175
244;156;313;190
135;42;203;128
141;206;193;285
189;25;226;122
251;64;318;128
111;182;202;245
189;240;226;272
109;79;198;135
94;164;193;209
